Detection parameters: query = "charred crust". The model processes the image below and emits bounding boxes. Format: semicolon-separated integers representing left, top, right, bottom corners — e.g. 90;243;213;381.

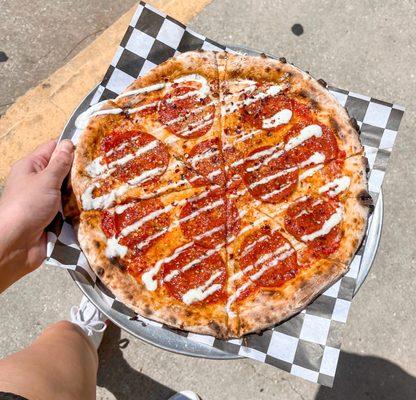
317;78;327;88
260;52;267;58
358;190;374;211
109;257;126;271
350;117;360;134
93;240;101;249
279;57;287;63
309;98;319;112
364;157;370;174
208;320;222;336
329;117;340;133
143;304;152;316
96;267;104;277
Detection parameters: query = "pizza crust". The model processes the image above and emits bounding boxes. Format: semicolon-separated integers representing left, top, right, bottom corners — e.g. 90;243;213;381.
236;259;347;336
68;50;369;338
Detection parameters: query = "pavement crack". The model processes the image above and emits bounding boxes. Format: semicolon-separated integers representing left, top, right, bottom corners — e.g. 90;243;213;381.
62;28;106;62
280;377;307;400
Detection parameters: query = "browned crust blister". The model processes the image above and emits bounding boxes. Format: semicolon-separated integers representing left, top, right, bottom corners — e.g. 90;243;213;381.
70;51;369;338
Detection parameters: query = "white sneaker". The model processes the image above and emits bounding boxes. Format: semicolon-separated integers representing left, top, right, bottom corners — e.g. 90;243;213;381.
168;391;200;400
70;296;107;349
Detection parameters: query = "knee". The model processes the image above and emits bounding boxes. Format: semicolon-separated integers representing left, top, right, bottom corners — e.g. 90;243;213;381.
43;321;98;360
44;320;84;338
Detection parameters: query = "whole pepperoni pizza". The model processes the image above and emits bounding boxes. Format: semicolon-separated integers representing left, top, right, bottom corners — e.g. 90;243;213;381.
70;51;371;338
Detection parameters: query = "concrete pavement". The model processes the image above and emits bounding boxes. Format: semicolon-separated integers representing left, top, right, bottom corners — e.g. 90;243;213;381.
1;1;415;399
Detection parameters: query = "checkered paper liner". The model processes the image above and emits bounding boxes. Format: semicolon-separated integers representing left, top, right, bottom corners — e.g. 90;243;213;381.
45;2;404;387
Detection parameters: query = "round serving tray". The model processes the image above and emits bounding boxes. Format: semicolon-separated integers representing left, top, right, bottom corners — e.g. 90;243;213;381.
60;46;383;359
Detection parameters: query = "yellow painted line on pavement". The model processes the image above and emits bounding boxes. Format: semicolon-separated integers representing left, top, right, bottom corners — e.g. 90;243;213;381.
0;0;213;185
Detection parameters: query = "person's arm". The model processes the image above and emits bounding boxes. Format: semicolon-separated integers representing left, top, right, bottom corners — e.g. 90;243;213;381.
0;139;74;293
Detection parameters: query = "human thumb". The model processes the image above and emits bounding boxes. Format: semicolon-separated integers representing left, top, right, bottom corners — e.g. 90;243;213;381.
45;139;74;189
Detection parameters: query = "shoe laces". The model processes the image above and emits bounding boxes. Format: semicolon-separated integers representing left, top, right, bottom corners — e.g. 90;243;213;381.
70;305;107;336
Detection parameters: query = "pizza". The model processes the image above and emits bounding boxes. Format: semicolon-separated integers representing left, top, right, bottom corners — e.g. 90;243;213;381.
70;51;371;338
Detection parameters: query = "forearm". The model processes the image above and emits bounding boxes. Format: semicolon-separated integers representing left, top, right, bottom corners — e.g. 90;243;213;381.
0;140;73;293
0;208;34;293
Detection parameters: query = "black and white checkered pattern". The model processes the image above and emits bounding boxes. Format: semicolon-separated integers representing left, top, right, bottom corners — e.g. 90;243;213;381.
45;1;404;387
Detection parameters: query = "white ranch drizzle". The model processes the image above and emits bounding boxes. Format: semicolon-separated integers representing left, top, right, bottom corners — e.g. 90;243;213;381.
105;236;128;259
240;234;269;258
245;124;324;174
135;216;222;253
301;206;343;242
221;85;285;115
207;169;223;180
175;115;214;137
299;164;323;180
285;124;323;151
260;182;293;201
76;73;211;130
319;176;351;197
262;109;292;129
142;242;194;291
226;214;270;246
248;167;298;190
226;248;295;316
164;242;224;283
119;203;175;238
190;148;219;168
81;167;165;210
230;243;291;283
234;129;263;144
86;140;160;178
109;189;222;255
126;100;159;115
164;101;215;126
75;101;123;130
182;271;223;305
245;152;325;199
117;83;166;99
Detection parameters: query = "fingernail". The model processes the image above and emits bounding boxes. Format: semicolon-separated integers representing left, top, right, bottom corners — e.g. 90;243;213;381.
58;139;74;154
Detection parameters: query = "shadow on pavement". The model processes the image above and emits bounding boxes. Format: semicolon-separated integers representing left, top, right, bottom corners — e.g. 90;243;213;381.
316;351;416;400
97;323;176;400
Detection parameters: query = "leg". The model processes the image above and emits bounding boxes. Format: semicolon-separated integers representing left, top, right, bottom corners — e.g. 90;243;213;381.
0;321;98;400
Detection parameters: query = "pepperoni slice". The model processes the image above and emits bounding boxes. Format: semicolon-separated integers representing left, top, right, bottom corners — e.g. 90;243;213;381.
158;81;215;139
185;138;225;187
243;146;298;203
179;189;226;249
284;123;340;168
101;198;170;253
284;197;342;256
97;131;170;193
238;226;298;287
242;92;293;130
162;244;227;304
